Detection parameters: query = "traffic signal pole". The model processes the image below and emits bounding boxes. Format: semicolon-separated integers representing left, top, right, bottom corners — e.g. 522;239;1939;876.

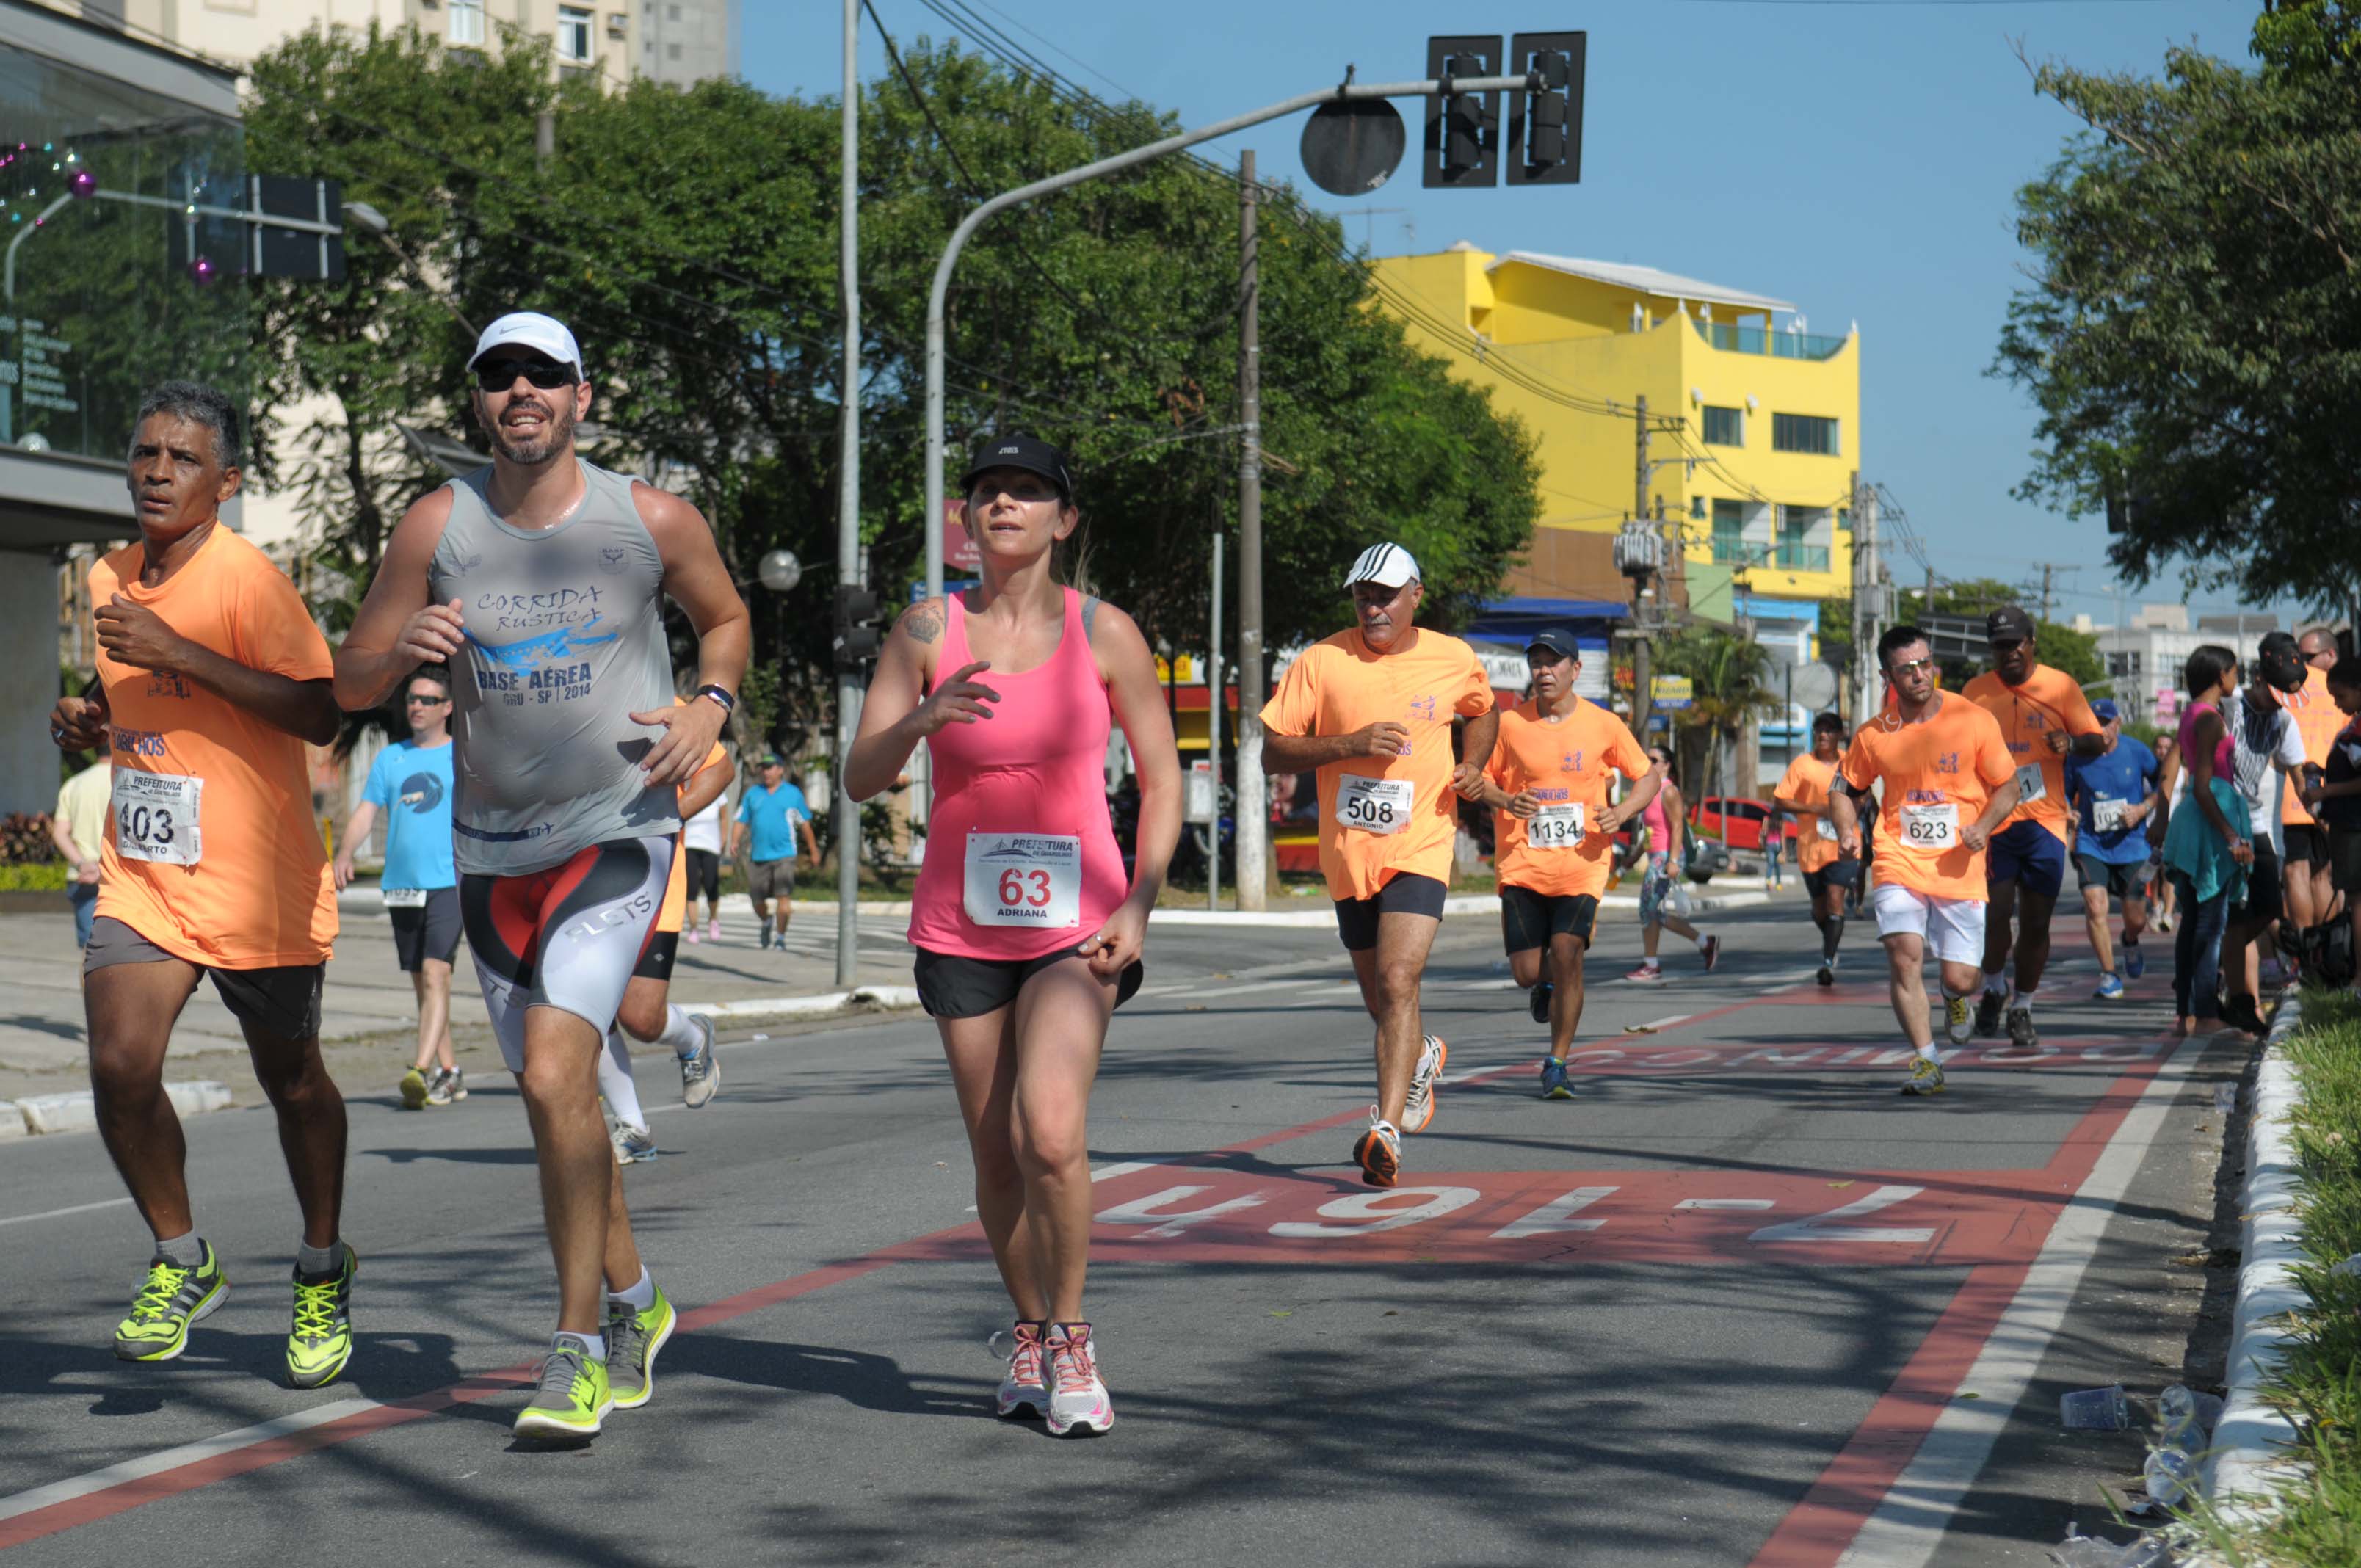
1234;148;1268;910
835;0;862;986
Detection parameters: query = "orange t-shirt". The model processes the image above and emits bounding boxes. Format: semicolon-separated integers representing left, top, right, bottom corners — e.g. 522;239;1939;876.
90;526;337;969
1774;754;1846;874
1961;664;2103;843
1484;697;1650;899
1261;626;1495;901
656;701;731;934
1839;692;2016;901
2282;667;2340;827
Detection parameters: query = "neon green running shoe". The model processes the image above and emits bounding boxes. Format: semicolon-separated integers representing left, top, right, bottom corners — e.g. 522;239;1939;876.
514;1335;611;1441
114;1241;228;1362
286;1245;357;1389
606;1285;677;1411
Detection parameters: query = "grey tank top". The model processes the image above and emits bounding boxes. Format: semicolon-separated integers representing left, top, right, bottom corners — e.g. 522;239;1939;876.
428;460;680;876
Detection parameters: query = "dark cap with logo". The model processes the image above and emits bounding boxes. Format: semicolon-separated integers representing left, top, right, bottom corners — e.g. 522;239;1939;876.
1986;606;2037;644
1525;628;1581;661
960;435;1073;499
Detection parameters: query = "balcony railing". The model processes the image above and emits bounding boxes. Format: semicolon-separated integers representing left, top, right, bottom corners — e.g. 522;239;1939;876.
1694;319;1849;362
1709;537;1832;573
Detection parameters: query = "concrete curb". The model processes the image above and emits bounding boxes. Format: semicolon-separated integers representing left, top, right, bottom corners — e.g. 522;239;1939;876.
8;1080;232;1138
2203;996;2309;1519
681;985;921;1023
1147;889;1771;927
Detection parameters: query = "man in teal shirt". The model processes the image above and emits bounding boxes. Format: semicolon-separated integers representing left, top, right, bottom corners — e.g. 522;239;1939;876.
731;756;819;948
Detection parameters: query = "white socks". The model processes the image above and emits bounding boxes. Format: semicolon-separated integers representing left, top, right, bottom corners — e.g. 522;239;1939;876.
656;1005;704;1056
557;1329;606;1362
608;1265;655;1311
1981;969;2009;998
598;1028;645;1132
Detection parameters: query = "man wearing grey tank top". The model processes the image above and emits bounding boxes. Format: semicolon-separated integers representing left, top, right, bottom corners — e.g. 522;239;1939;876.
334;313;749;1442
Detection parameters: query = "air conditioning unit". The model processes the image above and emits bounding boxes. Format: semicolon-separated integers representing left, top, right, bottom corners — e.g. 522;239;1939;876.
608;10;628;37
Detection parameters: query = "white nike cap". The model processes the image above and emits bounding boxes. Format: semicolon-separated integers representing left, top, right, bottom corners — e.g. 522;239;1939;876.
1343;542;1421;591
466;311;583;376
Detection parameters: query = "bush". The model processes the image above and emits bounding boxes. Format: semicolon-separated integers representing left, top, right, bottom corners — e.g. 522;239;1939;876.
0;813;57;865
0;862;69;891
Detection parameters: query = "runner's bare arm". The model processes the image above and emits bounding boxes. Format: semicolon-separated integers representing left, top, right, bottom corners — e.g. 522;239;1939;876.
847;600;998;801
1261;725;1408;772
678;757;731;820
331;800;380;890
1607;763;1667;834
1829;776;1864;857
1452;708;1502;799
634;484;750;788
1084;603;1180;976
95;596;340;745
335;488;460;711
1962;774;2023;854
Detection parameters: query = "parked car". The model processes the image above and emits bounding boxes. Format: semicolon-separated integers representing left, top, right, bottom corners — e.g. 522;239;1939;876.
1692;795;1779;853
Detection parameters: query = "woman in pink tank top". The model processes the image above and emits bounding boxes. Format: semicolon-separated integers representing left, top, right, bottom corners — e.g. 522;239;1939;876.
847;436;1180;1437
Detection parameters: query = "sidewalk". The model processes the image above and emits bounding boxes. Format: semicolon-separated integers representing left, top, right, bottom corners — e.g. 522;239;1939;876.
0;895;915;1106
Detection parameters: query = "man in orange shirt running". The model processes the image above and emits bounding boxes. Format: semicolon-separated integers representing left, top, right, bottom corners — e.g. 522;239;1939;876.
1261;542;1497;1186
48;382;355;1387
1829;625;2021;1095
1773;711;1863;988
1960;606;2106;1050
1478;628;1661;1099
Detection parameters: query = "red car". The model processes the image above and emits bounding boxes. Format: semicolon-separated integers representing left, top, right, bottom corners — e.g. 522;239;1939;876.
1691;795;1780;852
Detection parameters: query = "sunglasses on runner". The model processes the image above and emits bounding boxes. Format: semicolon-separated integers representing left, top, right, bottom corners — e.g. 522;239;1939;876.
474;358;577;392
405;693;449;706
1889;656;1937;676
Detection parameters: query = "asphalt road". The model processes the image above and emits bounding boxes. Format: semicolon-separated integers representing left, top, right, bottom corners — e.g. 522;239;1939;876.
0;895;2241;1566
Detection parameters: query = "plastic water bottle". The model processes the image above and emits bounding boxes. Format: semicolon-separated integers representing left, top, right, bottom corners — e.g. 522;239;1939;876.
2158;1384;2199;1445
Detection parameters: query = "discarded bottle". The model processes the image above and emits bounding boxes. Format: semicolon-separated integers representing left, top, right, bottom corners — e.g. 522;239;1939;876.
2060;1384;2130;1431
2143;1445;2197;1509
2213;1083;2236;1114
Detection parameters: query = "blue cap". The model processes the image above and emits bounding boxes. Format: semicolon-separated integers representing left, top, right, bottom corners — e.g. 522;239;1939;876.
2091;698;2119;722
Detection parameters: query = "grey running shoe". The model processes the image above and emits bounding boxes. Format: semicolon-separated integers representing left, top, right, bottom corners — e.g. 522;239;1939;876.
610;1120;657;1165
604;1285;675;1411
678;1012;719;1109
2006;1006;2039;1051
1973;991;2006;1038
1401;1034;1448;1135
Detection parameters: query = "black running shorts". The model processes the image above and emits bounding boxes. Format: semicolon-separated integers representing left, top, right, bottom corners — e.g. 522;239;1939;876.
913;942;1145;1020
1333;871;1448;953
1499;885;1597;954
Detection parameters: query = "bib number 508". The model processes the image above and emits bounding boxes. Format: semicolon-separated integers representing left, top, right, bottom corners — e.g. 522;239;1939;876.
1344;795;1396;827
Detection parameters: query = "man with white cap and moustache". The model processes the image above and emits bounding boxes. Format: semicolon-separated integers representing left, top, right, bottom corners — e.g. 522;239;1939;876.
1260;542;1498;1187
333;311;750;1443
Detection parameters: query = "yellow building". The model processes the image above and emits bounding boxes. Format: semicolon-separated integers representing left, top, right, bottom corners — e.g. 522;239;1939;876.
1369;244;1859;621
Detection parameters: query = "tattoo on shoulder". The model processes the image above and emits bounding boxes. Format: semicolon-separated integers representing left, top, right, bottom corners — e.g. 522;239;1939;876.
902;601;944;645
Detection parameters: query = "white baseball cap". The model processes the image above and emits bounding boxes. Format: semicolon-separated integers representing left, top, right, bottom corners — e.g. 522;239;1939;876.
466;311;583;376
1343;542;1421;591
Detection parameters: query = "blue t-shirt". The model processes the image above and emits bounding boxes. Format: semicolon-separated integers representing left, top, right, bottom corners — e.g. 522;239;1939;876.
2064;737;2160;864
364;738;457;890
735;781;810;863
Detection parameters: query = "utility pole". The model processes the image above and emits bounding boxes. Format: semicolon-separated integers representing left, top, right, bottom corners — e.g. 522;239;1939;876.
2040;562;2054;625
1208;530;1224;912
1629;395;1655;746
1852;473;1881;723
832;0;861;987
1233;149;1269;911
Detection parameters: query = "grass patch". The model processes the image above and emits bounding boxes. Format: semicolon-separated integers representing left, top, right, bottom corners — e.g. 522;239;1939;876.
2224;986;2361;1564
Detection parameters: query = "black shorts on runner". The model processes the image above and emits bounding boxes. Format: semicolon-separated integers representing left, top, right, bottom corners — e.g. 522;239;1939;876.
634;930;679;983
2232;836;2284;925
2282;823;2329;871
2073;854;2148;900
1500;885;1597;953
1802;857;1862;900
389;886;463;972
686;847;720;903
913;942;1145;1020
2331;828;2361;896
83;916;325;1039
1333;871;1448;952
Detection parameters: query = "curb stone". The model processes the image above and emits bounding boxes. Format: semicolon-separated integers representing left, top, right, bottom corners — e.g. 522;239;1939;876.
682;986;922;1023
12;1080;232;1138
2202;995;2309;1520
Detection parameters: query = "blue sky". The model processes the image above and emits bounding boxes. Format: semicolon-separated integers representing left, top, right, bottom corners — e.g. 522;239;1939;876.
744;0;2280;626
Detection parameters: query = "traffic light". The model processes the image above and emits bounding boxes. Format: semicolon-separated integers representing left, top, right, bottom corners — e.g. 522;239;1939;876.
834;581;882;669
1505;32;1584;186
1422;36;1500;189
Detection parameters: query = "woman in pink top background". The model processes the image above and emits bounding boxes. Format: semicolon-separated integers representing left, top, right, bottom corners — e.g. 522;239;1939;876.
847;435;1179;1438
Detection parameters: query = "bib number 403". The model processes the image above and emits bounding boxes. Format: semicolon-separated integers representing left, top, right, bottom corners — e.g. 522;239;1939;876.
114;771;203;867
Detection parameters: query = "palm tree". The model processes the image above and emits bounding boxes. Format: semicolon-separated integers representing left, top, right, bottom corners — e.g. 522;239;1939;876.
1658;626;1780;803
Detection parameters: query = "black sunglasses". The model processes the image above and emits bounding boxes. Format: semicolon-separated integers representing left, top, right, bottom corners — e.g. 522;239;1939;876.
474;358;576;392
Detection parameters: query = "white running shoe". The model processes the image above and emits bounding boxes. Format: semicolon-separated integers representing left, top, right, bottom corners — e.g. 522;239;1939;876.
610;1120;658;1164
991;1320;1048;1419
1401;1034;1448;1135
1045;1323;1112;1437
678;1012;720;1109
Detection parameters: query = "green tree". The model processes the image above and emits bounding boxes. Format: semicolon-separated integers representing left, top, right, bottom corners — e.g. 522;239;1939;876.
1658;625;1777;799
1819;580;2102;697
1994;2;2361;609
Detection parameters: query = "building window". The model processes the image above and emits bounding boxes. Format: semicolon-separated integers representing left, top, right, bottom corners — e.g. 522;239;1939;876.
1701;405;1743;447
1711;498;1752;566
557;5;594;63
449;0;487;47
1775;507;1830;572
1690;496;1706;520
1771;413;1840;456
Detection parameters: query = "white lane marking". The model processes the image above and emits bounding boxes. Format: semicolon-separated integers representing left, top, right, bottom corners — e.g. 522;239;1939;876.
965;1161;1156;1213
1674;1198;1774;1211
1269;1186;1480;1238
1188;980;1313;1001
1754;1186;1934;1246
1829;1033;2204;1568
0;1397;382;1522
0;1197;134;1230
1490;1186;1617;1238
1093;1186;1268;1238
1630;1014;1692;1032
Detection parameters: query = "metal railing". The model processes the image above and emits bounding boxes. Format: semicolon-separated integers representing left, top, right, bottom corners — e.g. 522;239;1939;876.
1695;319;1849;361
1710;537;1832;572
1774;542;1830;571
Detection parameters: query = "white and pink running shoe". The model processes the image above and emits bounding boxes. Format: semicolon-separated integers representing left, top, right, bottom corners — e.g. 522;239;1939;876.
1045;1322;1112;1437
992;1320;1048;1419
